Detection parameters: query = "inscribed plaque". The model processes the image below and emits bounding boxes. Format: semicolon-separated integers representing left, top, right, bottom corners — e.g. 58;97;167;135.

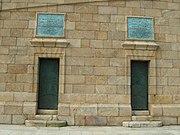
128;17;153;40
36;14;64;37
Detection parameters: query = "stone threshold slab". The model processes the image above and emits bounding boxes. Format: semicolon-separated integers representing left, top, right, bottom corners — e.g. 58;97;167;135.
25;120;67;127
122;121;162;128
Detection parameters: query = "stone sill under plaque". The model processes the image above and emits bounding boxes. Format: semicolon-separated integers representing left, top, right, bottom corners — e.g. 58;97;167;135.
30;38;70;48
122;41;159;51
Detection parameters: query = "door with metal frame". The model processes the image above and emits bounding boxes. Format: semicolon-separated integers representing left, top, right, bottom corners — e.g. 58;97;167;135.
131;61;148;110
38;58;59;110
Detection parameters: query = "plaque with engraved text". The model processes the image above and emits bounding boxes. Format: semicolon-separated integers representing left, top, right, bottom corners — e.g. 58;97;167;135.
128;17;153;40
36;14;64;37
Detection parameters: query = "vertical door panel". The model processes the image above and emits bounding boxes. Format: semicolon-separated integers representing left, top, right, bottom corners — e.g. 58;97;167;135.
131;61;148;110
38;58;59;110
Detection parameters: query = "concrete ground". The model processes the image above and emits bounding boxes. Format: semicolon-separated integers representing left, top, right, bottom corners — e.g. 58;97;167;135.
0;125;180;135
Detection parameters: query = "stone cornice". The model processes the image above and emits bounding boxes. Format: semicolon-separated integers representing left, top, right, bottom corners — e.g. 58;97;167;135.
30;38;70;48
122;41;159;51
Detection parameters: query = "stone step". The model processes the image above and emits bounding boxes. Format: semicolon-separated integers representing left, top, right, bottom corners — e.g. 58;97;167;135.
28;115;58;120
132;116;152;121
122;121;162;128
25;120;67;127
132;111;149;116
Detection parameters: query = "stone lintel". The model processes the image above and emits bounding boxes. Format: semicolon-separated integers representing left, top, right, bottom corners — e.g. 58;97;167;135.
122;41;159;51
30;38;70;48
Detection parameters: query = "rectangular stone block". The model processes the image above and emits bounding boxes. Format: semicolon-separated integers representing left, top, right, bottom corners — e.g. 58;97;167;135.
25;120;46;127
0;28;10;37
85;116;107;126
80;14;92;22
67;30;94;39
70;104;97;116
119;105;131;117
108;76;125;85
85;58;109;67
59;94;86;104
90;40;103;48
86;94;107;104
108;31;125;40
98;6;117;14
76;22;99;31
96;85;116;94
12;115;26;124
65;75;85;84
98;104;118;117
72;85;95;94
118;7;132;15
16;74;33;83
0;102;4;114
6;83;24;92
150;105;163;117
93;14;110;22
66;57;84;66
74;116;85;126
94;67;116;75
78;67;94;75
23;102;37;115
5;102;23;114
149;95;173;104
4;20;28;28
57;5;74;12
173;95;180;104
85;76;108;85
71;48;94;57
75;5;97;13
162;117;178;125
0;46;8;55
0;92;13;101
107;117;131;126
163;105;180;117
0;115;11;124
14;92;36;102
95;31;108;40
108;95;130;104
57;116;74;126
0;55;14;64
58;104;70;116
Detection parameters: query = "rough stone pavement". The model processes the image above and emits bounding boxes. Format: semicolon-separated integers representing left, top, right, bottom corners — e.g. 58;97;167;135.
0;125;180;135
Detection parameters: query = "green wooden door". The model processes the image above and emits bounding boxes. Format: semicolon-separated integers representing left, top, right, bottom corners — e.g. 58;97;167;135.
38;58;59;110
131;61;148;110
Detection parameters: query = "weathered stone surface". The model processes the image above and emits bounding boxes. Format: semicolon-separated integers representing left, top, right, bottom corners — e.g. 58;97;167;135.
0;0;180;127
74;116;85;126
85;116;107;126
98;104;118;116
58;104;70;116
0;115;11;124
86;94;108;103
0;92;14;101
12;115;26;124
108;117;131;126
0;102;4;114
23;102;36;115
72;85;95;94
119;105;131;117
5;102;23;115
163;105;180;117
70;104;97;116
57;116;74;126
122;121;162;128
25;120;46;127
151;105;163;116
162;117;178;125
47;120;67;127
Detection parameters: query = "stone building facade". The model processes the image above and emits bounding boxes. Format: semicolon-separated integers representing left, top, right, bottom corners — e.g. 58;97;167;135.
0;0;180;126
